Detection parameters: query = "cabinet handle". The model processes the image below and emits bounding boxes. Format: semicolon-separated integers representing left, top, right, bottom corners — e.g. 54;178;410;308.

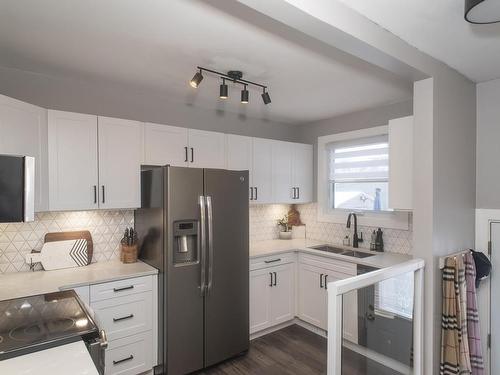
255;187;258;200
250;187;254;200
113;355;134;365
269;272;273;287
292;187;296;199
264;258;281;264
184;147;188;162
297;187;300;200
101;186;105;204
113;314;134;322
324;274;328;290
93;185;97;204
191;147;194;163
113;285;134;292
273;272;277;286
320;273;324;288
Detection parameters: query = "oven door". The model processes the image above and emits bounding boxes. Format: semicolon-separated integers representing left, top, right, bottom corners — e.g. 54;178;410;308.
86;330;108;375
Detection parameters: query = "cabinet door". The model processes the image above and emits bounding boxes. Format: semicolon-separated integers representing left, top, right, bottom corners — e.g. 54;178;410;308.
226;134;252;171
98;117;142;209
388;116;413;210
270;263;295;325
297;263;327;329
143;123;188;167
343;290;358;344
249;268;273;334
252;138;273;204
48;110;99;211
0;95;48;212
292;143;313;203
188;129;225;168
272;141;293;203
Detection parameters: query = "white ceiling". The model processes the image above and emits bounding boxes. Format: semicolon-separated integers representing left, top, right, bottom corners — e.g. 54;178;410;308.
338;0;500;83
0;0;412;124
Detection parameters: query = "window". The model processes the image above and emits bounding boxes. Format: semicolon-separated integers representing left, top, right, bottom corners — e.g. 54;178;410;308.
328;135;389;211
375;272;414;320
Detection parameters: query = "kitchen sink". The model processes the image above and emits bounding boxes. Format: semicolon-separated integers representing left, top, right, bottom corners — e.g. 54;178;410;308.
308;245;376;258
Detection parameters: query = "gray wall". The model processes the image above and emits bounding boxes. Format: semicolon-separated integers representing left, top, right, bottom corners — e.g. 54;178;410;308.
0;66;300;142
412;75;477;373
296;100;413;200
477;78;500;209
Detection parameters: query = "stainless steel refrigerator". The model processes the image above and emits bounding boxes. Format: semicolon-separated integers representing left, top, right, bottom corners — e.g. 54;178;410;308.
135;166;249;375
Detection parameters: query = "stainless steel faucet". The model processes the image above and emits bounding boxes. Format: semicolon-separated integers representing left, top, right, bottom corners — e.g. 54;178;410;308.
346;213;363;248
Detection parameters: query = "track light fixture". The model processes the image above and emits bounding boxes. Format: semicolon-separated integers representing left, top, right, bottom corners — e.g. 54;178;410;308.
261;88;271;105
190;69;203;88
219;78;228;99
189;66;271;105
241;85;249;104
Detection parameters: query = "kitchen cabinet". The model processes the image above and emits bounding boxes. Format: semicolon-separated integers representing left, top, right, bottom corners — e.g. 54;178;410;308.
48;110;99;211
188;129;226;169
249;258;295;334
143;123;188;166
388;116;413;210
272;141;294;203
97;116;142;209
251;138;273;203
297;263;327;329
226;134;253;200
292;143;313;203
0;94;48;212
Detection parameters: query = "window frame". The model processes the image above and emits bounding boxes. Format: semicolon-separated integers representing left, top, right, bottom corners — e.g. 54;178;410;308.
317;126;409;230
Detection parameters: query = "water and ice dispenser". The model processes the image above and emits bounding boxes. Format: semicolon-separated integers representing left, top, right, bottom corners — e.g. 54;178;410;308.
173;220;199;265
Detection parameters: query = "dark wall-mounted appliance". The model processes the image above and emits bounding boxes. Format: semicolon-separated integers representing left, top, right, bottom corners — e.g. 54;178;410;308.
0;154;35;223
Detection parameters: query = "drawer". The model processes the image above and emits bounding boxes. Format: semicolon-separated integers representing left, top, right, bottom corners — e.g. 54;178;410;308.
91;292;152;341
250;252;296;271
90;276;152;302
105;331;153;375
299;253;356;275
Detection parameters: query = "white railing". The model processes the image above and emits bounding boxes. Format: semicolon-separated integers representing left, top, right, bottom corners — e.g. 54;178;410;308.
327;258;425;375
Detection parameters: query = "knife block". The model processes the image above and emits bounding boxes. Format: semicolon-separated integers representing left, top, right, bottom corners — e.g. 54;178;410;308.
120;244;138;263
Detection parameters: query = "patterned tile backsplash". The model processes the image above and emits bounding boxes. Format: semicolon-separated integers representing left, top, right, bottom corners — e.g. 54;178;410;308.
0;210;134;273
297;203;413;255
0;203;412;274
249;203;413;255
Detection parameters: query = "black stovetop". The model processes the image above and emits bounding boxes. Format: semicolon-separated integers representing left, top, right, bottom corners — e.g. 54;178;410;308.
0;290;98;360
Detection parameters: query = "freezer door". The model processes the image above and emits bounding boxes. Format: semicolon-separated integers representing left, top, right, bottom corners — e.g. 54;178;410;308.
203;169;249;367
166;166;205;375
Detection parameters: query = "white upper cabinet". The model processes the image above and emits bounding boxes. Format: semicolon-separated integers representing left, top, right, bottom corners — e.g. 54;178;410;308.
272;141;294;203
0;95;48;212
48;110;99;211
187;129;226;169
98;117;143;209
143;123;188;167
251;138;273;204
388;116;413;210
225;134;252;171
292;143;313;203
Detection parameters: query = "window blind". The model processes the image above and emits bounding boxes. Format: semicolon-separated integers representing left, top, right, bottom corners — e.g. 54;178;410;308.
328;135;389;182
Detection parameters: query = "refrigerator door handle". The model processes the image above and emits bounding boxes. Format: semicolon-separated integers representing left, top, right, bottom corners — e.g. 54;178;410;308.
206;195;214;294
199;195;207;296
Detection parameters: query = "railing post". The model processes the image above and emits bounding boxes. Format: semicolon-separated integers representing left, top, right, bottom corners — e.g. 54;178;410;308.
413;267;424;375
327;286;343;375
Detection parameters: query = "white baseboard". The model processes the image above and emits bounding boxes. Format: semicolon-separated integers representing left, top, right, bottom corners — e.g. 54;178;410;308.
250;318;327;340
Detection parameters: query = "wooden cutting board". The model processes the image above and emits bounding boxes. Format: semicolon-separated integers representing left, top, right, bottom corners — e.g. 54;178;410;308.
44;230;93;265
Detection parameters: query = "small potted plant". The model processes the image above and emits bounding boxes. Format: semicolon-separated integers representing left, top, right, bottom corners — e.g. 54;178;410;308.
277;215;292;240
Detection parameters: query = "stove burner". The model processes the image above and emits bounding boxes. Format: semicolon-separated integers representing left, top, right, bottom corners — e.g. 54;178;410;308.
9;318;75;342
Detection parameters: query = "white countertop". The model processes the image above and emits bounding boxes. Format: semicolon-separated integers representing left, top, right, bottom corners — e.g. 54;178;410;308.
0;340;99;375
250;239;412;269
0;260;158;301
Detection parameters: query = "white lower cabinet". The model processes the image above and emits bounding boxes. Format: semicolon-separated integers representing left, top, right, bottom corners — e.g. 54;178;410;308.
105;331;153;375
249;260;295;334
297;263;327;329
69;275;157;375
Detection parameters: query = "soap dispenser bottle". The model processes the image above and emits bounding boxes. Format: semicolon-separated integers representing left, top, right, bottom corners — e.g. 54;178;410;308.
375;228;384;252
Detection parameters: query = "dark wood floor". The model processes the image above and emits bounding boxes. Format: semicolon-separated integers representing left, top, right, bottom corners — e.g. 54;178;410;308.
196;325;402;375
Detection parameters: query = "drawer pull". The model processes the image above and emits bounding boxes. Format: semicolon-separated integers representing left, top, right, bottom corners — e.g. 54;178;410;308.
113;285;134;292
113;355;134;365
264;258;281;264
113;314;134;322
